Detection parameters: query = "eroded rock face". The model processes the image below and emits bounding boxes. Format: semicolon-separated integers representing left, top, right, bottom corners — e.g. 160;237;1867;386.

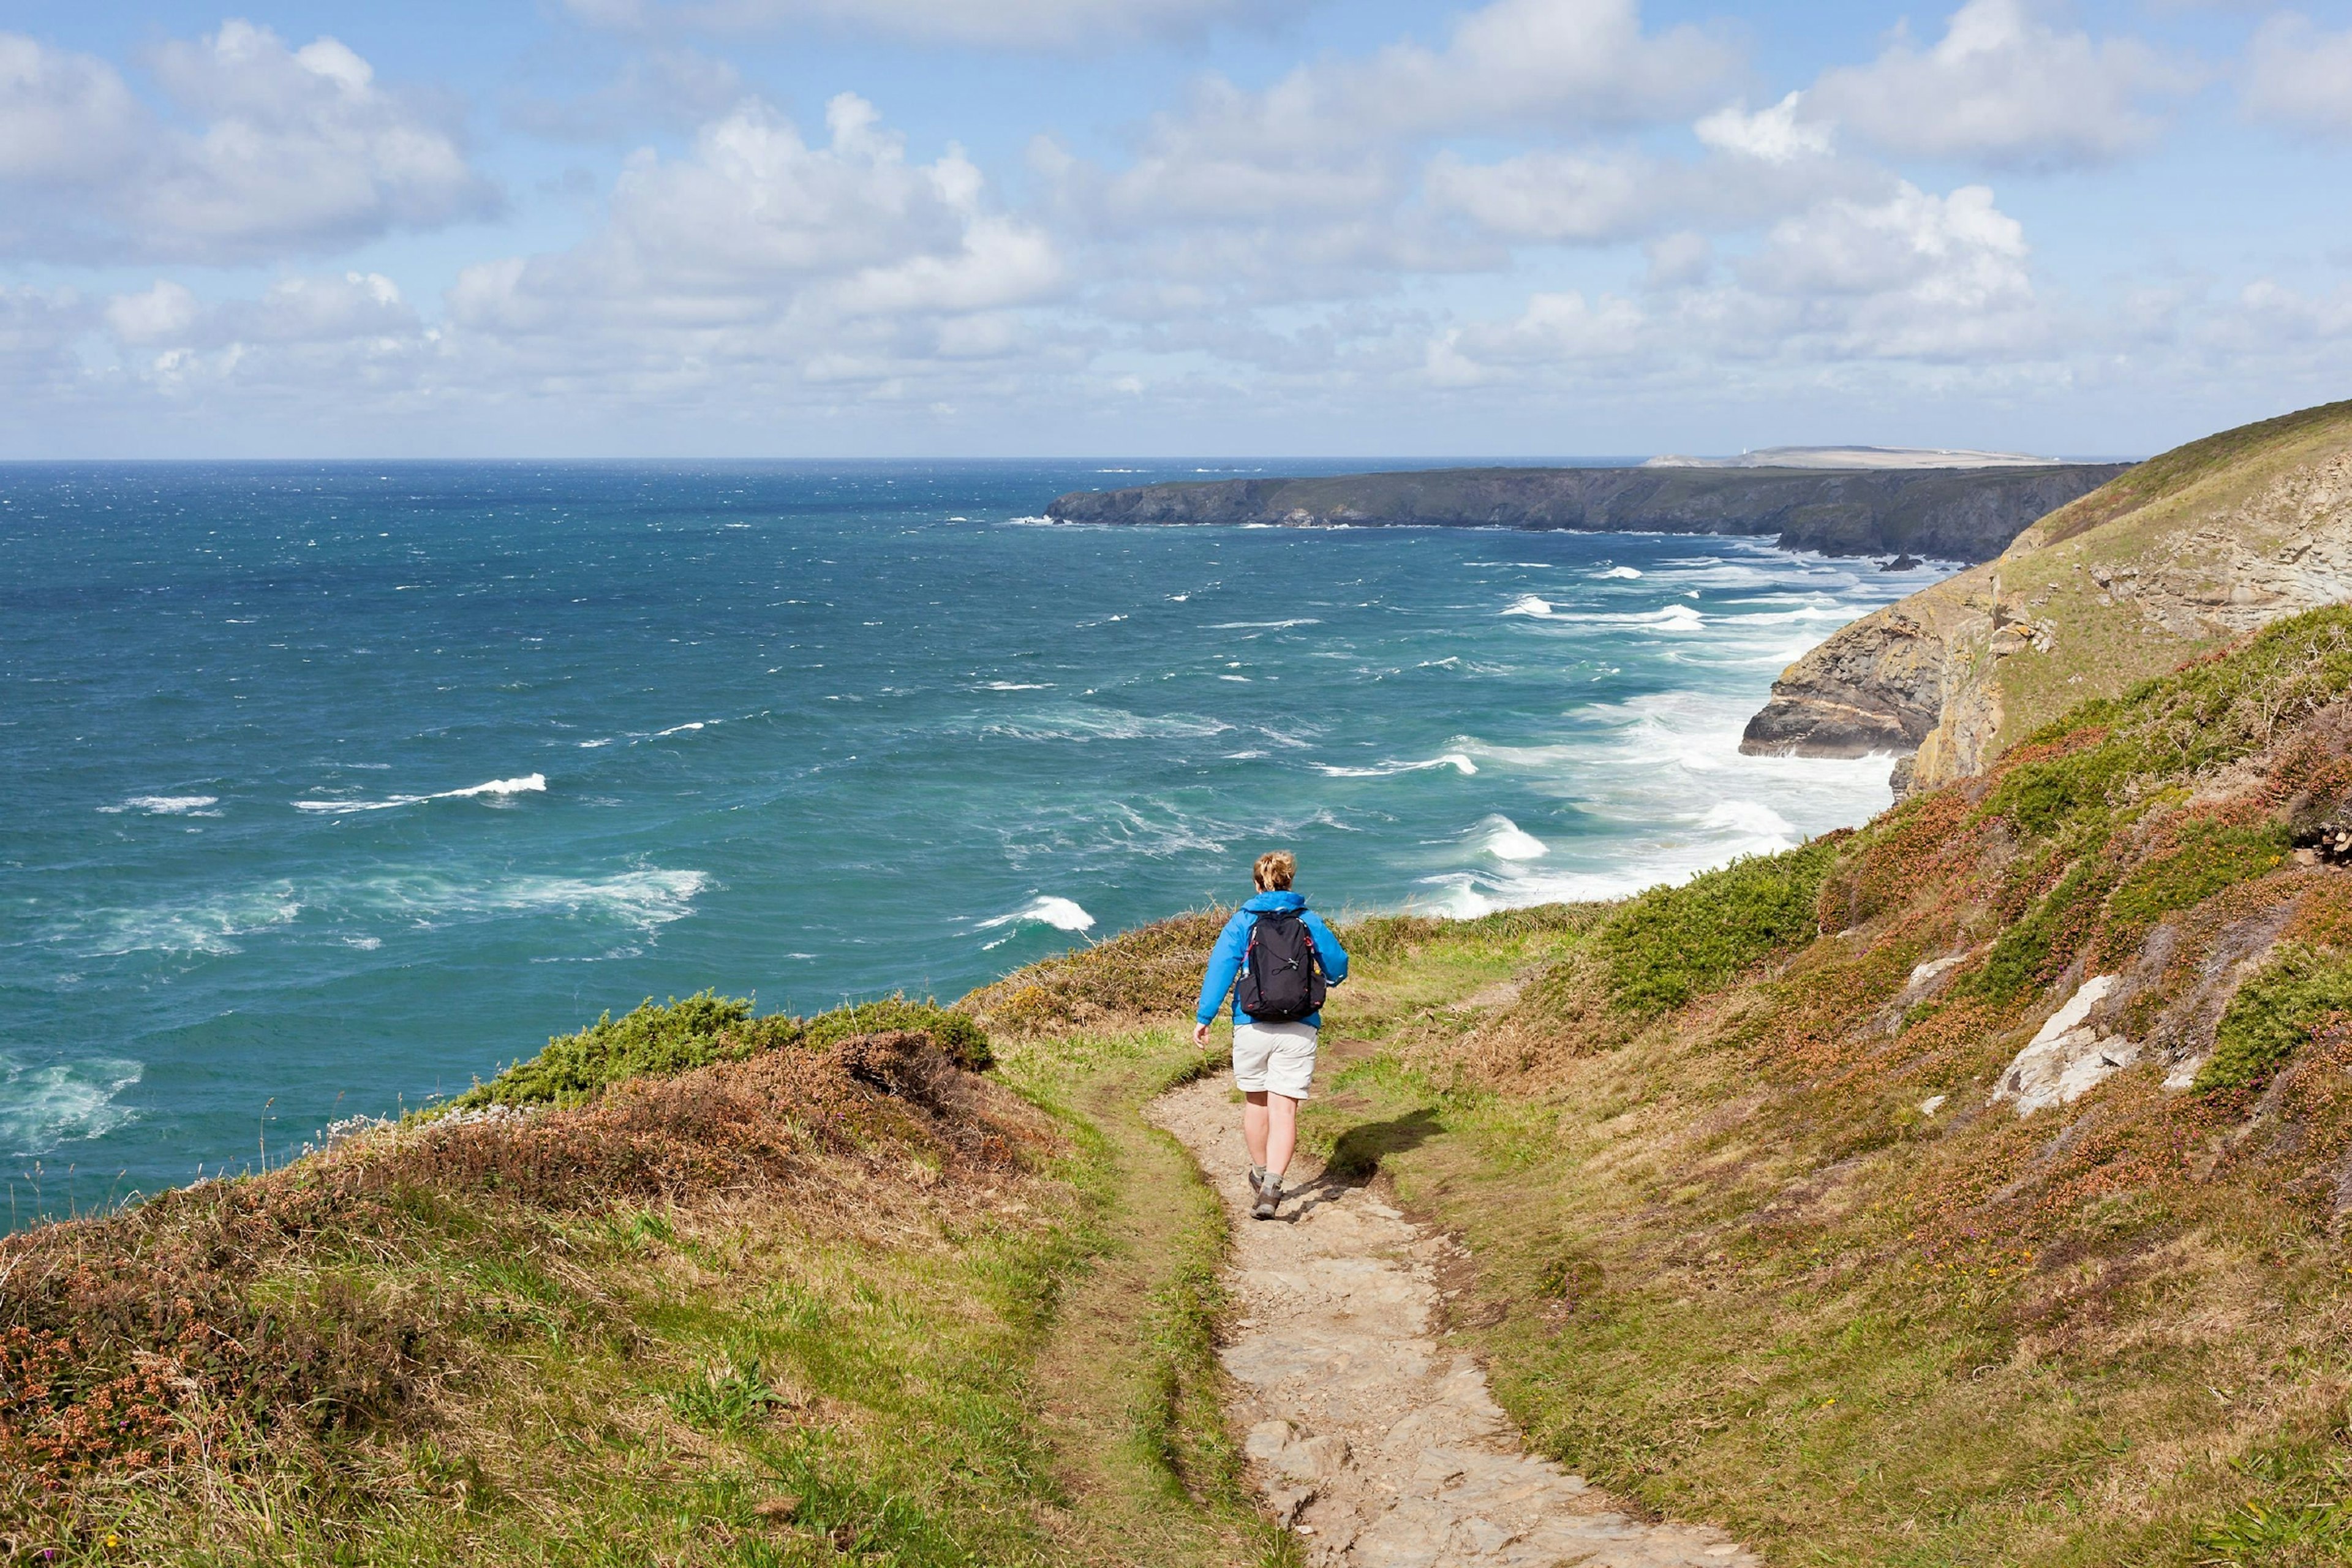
1740;607;1951;758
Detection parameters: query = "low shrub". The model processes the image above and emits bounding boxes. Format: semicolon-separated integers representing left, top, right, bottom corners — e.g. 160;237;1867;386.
2198;942;2352;1093
456;992;990;1108
1595;835;1845;1017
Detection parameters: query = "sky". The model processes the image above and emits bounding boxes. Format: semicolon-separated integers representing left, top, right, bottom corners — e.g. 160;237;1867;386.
1;0;2348;459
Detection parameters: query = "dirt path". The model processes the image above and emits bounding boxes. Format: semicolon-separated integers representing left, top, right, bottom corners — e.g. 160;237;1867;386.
1150;1074;1760;1568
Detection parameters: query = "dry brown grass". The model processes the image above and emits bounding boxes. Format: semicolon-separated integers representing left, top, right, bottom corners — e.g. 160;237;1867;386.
0;1031;1054;1493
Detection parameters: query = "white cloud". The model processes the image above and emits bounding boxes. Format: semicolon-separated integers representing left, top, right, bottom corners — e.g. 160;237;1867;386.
0;21;497;263
1694;91;1833;164
0;33;144;184
442;94;1061;393
1738;182;2038;358
562;0;1265;48
2243;14;2352;137
1809;0;2194;168
105;282;202;344
1428;289;1646;383
0;286;92;405
1425;148;1670;244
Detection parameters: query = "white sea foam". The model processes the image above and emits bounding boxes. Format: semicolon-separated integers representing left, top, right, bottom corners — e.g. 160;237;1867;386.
0;1052;143;1156
578;737;613;748
977;895;1096;936
1500;595;1554;617
1316;752;1479;778
99;795;221;816
89;884;303;956
1476;815;1549;861
1596;565;1644;579
653;722;708;737
979;681;1052;691
1205;619;1322;630
294;774;547;813
976;706;1229;744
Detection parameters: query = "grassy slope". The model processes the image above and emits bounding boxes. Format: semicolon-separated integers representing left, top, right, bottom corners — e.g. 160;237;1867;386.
2;1009;1284;1567
1975;399;2352;757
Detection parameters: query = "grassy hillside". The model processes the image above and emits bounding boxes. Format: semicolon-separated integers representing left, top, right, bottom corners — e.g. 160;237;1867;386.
0;1001;1291;1567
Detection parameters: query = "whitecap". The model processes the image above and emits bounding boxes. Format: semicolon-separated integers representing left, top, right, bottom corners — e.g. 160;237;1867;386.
294;773;547;814
653;722;709;737
1316;752;1478;778
1500;595;1553;617
979;681;1053;691
976;895;1096;937
1476;815;1550;861
0;1053;143;1156
100;795;220;816
1205;619;1322;630
1596;565;1644;579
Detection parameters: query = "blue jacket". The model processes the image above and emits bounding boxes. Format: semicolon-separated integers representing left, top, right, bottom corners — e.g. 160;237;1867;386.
1196;892;1351;1028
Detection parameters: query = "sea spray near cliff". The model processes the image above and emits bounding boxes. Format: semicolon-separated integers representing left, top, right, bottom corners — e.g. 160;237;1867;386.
1;460;1947;1223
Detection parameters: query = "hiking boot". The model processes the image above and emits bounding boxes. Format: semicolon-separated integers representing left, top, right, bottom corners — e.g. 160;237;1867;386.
1247;1163;1266;1195
1252;1172;1281;1221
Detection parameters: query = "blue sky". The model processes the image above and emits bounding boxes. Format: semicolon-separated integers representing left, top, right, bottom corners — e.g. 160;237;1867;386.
2;1;2348;458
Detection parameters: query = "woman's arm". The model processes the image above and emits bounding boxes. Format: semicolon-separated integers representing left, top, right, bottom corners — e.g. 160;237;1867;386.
1195;913;1249;1027
1304;911;1349;986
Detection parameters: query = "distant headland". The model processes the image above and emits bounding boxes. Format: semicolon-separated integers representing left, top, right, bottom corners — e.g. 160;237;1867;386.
1046;458;2133;563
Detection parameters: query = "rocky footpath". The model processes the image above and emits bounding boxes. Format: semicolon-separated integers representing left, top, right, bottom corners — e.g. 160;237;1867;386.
1049;464;2127;562
1152;1075;1756;1568
1742;399;2352;793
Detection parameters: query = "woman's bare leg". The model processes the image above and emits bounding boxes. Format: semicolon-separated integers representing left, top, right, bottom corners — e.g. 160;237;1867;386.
1265;1092;1298;1178
1243;1090;1270;1167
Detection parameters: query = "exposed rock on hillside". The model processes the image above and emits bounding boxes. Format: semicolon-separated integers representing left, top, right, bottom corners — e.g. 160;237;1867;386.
1743;399;2352;791
1047;464;2128;562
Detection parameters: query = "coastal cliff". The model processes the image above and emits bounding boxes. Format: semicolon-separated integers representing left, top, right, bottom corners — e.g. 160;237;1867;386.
1047;463;2129;562
1744;399;2352;790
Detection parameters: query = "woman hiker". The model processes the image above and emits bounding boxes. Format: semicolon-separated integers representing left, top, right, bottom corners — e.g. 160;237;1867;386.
1193;850;1351;1219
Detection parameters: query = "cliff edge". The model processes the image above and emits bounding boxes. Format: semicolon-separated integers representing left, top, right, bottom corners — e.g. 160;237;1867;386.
1743;398;2352;791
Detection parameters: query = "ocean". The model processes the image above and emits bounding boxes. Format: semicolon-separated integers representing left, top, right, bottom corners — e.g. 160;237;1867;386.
0;460;1941;1226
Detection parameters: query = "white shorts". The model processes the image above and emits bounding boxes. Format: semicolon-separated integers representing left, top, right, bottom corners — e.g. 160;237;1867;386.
1232;1020;1319;1100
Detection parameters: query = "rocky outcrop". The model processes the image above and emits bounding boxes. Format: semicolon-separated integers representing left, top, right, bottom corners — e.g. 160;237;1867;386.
1049;464;2130;562
1741;399;2352;791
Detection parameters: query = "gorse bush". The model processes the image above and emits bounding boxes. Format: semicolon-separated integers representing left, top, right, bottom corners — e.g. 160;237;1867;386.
455;992;990;1109
1596;835;1845;1017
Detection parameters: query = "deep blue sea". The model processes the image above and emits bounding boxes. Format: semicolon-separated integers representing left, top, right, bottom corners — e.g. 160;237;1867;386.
0;461;1946;1226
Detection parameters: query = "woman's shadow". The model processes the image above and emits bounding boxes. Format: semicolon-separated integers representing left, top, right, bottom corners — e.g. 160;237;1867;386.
1287;1107;1443;1217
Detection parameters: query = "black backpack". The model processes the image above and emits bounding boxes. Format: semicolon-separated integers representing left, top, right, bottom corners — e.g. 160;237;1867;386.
1234;911;1327;1022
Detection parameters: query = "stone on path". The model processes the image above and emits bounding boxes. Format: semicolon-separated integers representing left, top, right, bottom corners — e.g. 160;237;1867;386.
1150;1076;1762;1568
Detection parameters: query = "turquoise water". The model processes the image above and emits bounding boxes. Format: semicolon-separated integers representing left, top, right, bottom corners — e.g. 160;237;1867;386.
0;461;1943;1225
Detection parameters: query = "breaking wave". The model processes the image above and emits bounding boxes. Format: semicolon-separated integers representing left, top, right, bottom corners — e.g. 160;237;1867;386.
293;774;547;813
